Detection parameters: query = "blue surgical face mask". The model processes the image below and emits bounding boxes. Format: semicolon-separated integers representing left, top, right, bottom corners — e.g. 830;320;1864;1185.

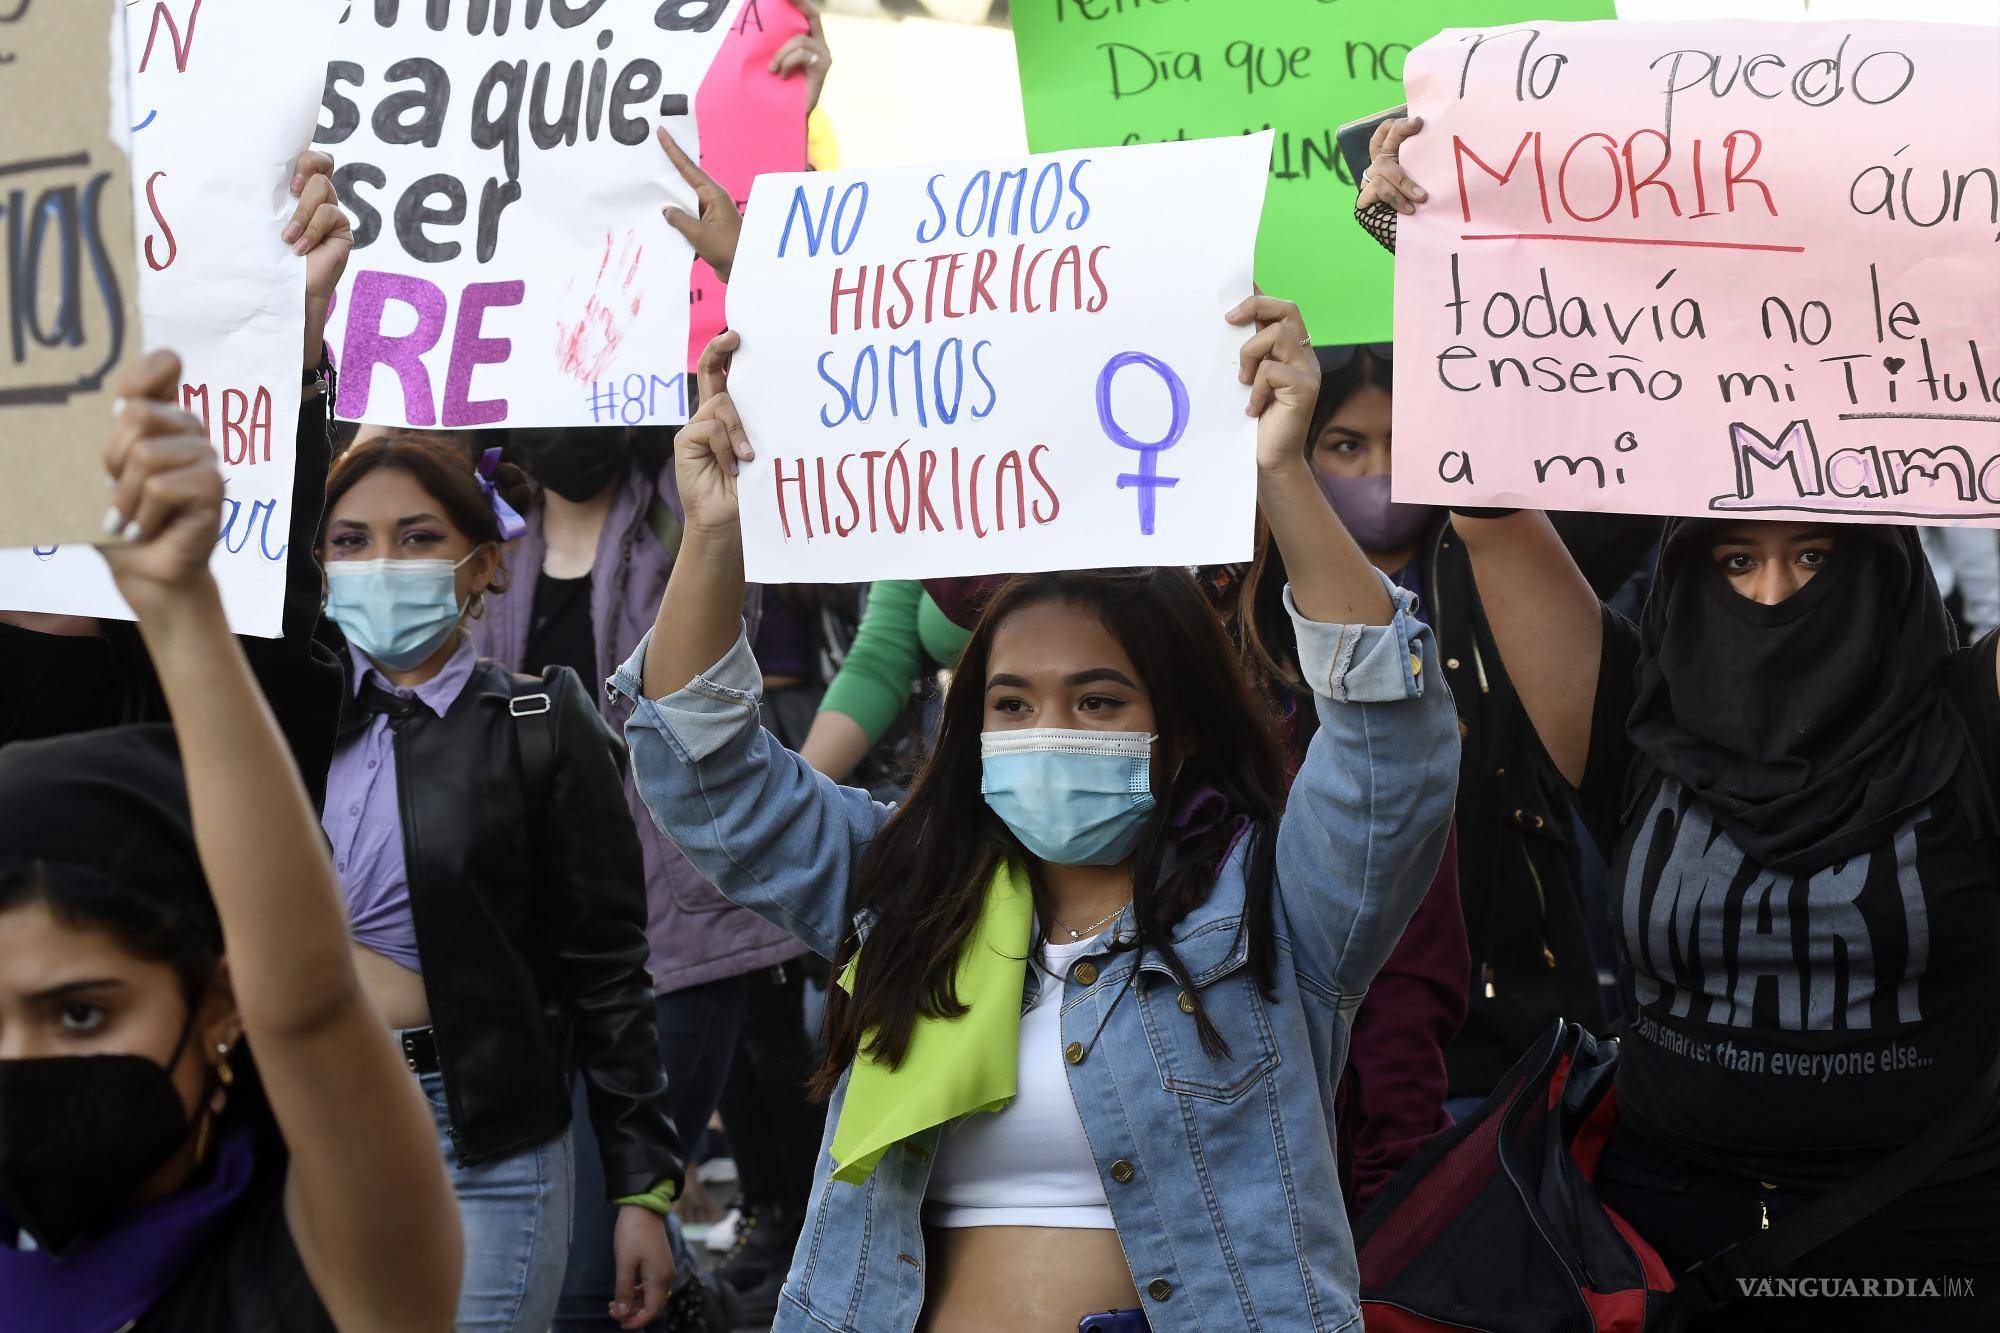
980;729;1158;867
325;553;477;671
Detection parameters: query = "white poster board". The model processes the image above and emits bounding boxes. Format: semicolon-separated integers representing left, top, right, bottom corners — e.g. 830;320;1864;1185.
0;0;332;638
728;134;1272;584
321;0;742;430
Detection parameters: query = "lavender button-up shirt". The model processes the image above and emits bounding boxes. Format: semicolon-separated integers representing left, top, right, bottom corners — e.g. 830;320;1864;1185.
323;636;479;974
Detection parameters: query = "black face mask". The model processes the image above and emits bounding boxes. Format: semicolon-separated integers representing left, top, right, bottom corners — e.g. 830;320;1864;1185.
510;429;630;502
0;1036;197;1260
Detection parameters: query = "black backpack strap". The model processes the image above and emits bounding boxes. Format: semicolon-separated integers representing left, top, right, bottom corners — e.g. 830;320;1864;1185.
1667;1041;2000;1318
508;671;560;812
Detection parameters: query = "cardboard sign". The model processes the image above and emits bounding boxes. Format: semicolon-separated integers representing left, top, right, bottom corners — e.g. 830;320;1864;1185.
320;0;741;430
1010;0;1614;348
0;1;332;637
0;0;140;549
1390;20;2000;527
728;135;1271;584
688;0;809;373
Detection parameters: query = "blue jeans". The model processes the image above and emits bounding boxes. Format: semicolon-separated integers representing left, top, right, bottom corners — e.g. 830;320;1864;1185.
418;1068;575;1333
555;976;745;1331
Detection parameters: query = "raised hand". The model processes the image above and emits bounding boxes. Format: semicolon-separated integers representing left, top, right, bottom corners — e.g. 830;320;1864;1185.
772;0;833;115
677;331;754;537
1226;294;1322;476
659;127;744;283
285;150;354;372
1356;116;1428;216
99;350;225;614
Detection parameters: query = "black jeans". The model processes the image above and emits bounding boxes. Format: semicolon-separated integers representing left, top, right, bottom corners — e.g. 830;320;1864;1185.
717;959;828;1216
1597;1121;2000;1332
555;974;746;1332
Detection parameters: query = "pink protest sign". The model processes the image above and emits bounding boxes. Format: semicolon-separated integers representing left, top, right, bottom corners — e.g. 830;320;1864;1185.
1392;20;2000;526
688;0;810;372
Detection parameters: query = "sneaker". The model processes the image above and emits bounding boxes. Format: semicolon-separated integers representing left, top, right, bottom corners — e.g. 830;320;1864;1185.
704;1205;744;1255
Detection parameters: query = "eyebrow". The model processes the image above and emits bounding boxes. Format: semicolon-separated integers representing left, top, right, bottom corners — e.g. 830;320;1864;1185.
986;668;1140;691
1712;528;1835;548
24;978;126;1004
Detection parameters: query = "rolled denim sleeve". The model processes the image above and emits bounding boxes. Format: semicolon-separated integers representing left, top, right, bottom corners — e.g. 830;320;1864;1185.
1276;572;1460;1001
610;625;895;960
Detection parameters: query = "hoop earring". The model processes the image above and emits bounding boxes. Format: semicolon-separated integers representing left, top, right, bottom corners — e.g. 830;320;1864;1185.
194;1040;237;1165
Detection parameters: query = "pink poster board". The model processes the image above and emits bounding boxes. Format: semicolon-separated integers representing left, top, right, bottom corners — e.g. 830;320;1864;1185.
1392;20;2000;526
688;0;810;372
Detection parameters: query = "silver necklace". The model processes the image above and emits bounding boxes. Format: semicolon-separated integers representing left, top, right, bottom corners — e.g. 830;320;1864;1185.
1049;904;1126;942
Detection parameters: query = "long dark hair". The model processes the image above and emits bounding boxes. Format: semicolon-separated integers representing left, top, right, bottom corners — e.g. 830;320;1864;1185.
811;568;1293;1098
0;862;218;1011
1239;347;1395;685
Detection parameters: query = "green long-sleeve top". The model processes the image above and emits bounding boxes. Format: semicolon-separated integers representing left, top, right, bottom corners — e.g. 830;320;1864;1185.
815;581;973;744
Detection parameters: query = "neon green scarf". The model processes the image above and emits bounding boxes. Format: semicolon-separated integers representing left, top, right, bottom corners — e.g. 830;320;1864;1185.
827;861;1033;1185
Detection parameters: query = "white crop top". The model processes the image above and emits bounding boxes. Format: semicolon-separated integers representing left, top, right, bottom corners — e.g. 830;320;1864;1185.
925;934;1116;1230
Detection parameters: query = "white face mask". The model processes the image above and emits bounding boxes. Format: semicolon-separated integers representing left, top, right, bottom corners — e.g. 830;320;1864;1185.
324;551;479;670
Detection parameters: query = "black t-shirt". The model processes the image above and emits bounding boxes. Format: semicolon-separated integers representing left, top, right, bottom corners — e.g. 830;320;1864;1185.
525;571;596;686
137;1123;333;1332
1578;616;2000;1187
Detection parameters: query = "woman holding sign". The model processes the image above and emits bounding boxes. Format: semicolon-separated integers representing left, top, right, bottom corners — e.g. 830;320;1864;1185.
1376;125;2000;1329
0;352;462;1330
610;302;1459;1332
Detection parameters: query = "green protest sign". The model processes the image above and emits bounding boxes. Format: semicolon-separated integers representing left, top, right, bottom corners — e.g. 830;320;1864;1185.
1011;0;1615;344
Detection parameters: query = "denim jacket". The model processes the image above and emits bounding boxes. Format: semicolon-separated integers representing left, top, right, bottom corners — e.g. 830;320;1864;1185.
612;575;1459;1332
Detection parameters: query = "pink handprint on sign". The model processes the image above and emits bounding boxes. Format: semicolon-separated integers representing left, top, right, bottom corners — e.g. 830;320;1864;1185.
555;229;646;383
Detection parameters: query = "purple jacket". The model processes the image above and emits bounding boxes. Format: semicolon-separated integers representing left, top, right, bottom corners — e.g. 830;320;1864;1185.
470;463;802;993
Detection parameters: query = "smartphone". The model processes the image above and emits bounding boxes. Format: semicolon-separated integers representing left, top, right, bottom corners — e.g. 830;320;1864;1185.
1337;103;1408;185
1078;1311;1151;1333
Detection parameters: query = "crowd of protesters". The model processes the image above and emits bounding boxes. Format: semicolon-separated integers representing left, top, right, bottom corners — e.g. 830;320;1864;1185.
2;8;1996;1333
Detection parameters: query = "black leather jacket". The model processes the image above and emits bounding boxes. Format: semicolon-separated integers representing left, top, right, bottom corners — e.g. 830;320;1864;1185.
334;654;680;1196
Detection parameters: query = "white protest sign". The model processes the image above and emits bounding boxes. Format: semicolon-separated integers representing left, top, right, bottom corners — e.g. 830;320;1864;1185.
0;0;332;638
728;134;1271;584
1391;20;2000;527
320;0;742;431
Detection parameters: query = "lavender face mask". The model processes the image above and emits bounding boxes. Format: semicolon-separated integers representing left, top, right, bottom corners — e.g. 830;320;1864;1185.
1314;472;1433;553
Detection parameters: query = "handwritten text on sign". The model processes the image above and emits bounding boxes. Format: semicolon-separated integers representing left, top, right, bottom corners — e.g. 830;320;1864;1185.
319;0;741;429
0;0;139;550
0;0;327;638
1392;20;2000;527
1010;0;1613;349
728;136;1271;584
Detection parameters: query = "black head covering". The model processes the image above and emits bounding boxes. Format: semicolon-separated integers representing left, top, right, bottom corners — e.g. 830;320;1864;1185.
1626;519;1963;873
0;724;217;945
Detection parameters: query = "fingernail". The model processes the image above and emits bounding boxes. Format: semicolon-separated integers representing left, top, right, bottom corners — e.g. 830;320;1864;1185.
121;520;143;543
112;396;128;417
290;174;303;194
102;506;124;535
294;239;311;256
282;223;302;243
